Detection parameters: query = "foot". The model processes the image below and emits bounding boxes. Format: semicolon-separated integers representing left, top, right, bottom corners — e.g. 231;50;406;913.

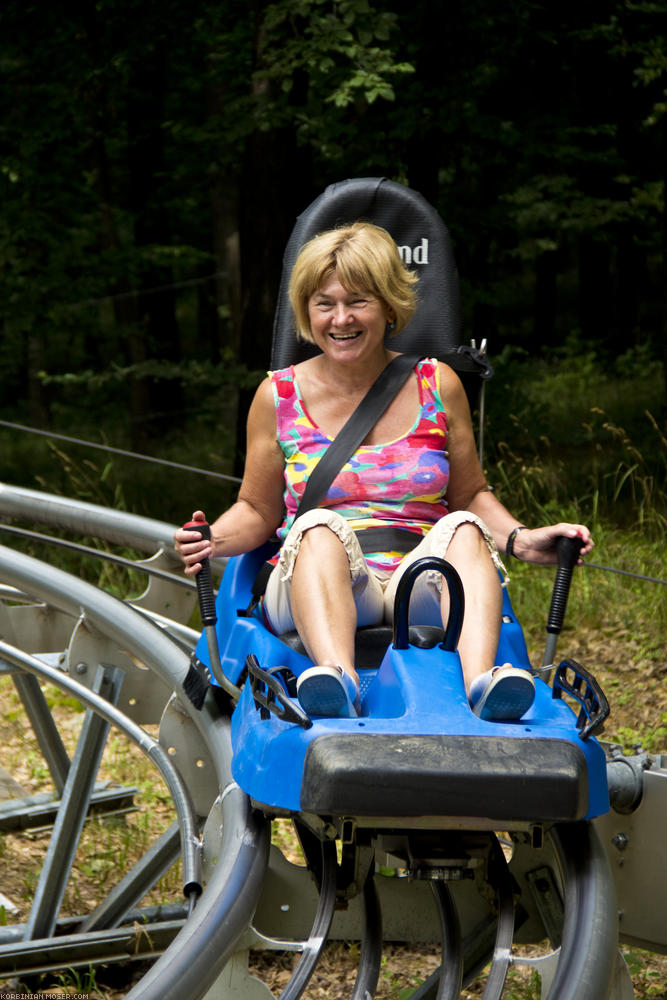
470;665;535;721
297;665;359;718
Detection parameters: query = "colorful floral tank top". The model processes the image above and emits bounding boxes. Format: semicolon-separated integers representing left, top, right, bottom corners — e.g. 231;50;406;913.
269;357;450;572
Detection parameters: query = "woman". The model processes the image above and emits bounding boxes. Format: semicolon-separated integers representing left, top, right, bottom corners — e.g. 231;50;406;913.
174;222;592;720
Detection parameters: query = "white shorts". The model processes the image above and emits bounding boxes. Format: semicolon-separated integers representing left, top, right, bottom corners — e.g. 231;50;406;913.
262;509;507;636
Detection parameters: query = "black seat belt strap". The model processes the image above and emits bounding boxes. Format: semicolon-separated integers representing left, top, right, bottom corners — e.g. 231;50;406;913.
244;354;422;612
356;526;422;555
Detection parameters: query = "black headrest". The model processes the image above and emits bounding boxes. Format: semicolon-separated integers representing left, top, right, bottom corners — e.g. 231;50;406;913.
270;178;491;403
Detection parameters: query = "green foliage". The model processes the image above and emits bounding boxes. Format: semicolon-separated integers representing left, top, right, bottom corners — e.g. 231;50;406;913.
622;948;667;998
614;716;667;754
56;964;100;994
0;0;665;539
485;341;666;533
259;0;414;113
38;356;265;392
506;172;640;260
0;0;665;451
502;968;542;1000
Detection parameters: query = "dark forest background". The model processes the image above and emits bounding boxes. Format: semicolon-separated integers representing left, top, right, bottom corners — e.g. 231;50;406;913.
1;0;665;523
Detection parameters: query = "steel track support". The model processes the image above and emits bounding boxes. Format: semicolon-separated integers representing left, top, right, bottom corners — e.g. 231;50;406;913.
11;668;70;795
23;664;123;942
79;821;182;932
0;920;185;978
203;952;275;999
127;784;270;1000
0;782;138;833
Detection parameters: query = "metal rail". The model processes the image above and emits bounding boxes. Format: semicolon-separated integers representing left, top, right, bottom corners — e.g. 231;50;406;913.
0;641;201;904
0;540;268;999
350;868;383;1000
0;521;198;590
0;482;178;554
0;543;190;689
128;781;270;1000
546;822;618;1000
279;839;338;1000
431;881;463;1000
481;837;514;1000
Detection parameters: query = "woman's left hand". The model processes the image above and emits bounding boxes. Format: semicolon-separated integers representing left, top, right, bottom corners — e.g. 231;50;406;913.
511;523;593;565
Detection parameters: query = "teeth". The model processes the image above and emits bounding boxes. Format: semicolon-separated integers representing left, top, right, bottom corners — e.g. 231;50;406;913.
331;331;360;341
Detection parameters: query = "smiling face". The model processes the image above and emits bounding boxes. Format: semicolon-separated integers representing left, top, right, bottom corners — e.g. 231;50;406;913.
289;223;418;345
307;272;394;364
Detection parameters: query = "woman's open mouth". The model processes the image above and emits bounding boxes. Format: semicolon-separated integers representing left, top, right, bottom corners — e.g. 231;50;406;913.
330;330;361;341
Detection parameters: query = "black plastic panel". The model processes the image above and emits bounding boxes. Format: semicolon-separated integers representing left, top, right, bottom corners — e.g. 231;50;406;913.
300;733;589;822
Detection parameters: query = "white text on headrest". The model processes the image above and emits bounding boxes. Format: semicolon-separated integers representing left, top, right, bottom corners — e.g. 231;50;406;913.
398;238;429;265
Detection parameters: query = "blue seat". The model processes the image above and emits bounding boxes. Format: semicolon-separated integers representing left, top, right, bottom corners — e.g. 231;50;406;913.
193;544;608;821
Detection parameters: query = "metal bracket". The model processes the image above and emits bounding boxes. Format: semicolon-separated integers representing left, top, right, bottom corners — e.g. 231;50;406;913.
247;655;312;730
552;658;610;741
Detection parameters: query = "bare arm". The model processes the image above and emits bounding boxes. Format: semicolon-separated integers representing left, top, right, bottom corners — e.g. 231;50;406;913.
174;378;286;574
440;363;593;564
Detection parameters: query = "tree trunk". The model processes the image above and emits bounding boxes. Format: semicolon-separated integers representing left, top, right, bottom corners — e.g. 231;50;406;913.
126;39;182;443
577;236;611;346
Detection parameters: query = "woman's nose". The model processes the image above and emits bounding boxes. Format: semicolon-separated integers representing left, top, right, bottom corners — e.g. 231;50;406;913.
333;302;352;325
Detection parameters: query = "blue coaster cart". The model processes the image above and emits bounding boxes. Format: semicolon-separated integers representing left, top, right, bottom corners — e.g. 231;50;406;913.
186;178;622;1000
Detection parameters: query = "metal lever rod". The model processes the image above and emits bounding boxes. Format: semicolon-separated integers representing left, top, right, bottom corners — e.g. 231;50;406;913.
542;535;584;680
182;520;240;702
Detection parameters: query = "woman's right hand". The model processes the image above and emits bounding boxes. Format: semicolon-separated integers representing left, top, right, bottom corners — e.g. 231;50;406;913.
173;509;213;576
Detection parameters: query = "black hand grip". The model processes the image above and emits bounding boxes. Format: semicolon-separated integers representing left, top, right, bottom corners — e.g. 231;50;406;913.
546;535;584;635
393;556;465;652
183;520;217;627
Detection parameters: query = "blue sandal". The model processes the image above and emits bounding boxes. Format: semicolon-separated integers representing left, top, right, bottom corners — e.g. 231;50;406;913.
297;665;359;718
470;666;535;721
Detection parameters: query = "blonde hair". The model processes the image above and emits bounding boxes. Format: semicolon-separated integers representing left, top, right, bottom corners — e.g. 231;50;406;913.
288;222;419;342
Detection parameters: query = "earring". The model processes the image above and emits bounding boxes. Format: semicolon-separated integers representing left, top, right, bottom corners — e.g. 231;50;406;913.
386;319;396;333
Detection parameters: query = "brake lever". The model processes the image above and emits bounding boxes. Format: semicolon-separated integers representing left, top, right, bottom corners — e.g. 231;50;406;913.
541;535;584;681
182;520;240;703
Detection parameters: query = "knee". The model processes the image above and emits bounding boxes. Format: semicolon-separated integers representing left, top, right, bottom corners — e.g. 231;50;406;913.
288;511;366;579
292;509;347;536
446;521;487;556
298;523;344;554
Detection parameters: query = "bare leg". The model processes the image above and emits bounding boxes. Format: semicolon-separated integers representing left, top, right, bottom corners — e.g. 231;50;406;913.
290;525;359;690
441;522;534;719
439;522;504;695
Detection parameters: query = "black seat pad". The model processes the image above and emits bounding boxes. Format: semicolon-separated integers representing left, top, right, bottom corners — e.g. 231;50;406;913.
278;624;445;671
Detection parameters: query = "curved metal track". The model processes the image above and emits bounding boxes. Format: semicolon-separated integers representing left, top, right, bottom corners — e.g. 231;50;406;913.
0;491;269;997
